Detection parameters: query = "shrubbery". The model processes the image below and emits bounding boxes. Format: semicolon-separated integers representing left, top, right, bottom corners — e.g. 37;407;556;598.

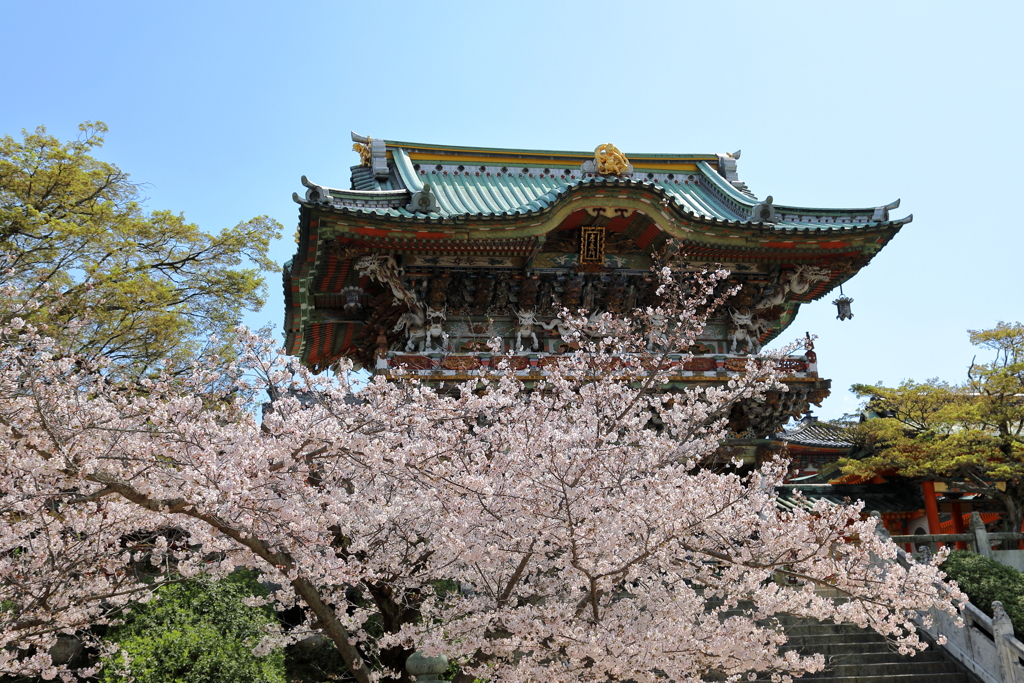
100;572;286;683
942;550;1024;636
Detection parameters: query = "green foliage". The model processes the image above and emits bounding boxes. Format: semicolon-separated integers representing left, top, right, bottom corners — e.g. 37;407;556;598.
0;122;282;378
942;550;1024;636
100;572;286;683
840;322;1024;530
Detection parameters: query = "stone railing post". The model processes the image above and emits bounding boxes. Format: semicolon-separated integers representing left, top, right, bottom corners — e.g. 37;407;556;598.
992;601;1018;682
971;511;993;558
406;651;449;683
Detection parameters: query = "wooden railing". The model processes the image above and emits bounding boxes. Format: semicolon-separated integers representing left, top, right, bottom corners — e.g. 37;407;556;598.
887;511;1024;558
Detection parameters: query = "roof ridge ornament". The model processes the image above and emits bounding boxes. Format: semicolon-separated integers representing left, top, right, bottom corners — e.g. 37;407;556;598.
871;198;900;222
351;131;390;181
717;150;750;193
750;195;777;224
352;139;372;167
581;143;633;176
300;175;331;204
407;182;440;214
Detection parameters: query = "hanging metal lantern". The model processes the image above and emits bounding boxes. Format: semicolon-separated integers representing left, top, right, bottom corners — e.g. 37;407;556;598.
832;284;853;321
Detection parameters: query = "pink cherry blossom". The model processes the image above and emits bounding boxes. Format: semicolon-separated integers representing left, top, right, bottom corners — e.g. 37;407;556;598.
0;272;962;683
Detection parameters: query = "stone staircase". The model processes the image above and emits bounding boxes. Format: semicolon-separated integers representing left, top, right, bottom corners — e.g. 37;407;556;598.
772;616;973;683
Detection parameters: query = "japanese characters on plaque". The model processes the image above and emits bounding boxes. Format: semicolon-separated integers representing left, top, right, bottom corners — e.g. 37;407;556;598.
580;226;605;265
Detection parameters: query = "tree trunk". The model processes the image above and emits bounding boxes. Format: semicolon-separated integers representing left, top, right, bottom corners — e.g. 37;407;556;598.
365;581;420;683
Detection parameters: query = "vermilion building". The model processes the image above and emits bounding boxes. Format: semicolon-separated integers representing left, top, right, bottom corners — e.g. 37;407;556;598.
284;134;909;441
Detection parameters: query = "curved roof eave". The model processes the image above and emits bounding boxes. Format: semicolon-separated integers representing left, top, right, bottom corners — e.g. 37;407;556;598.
293;177;912;238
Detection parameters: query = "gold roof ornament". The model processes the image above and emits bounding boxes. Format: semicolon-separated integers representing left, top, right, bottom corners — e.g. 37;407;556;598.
352;138;372;167
594;143;630;176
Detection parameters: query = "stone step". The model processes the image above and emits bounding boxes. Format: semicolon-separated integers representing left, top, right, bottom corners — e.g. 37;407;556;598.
782;643;897;655
710;604;972;682
798;674;969;683
781;623;888;636
747;619;967;681
783;633;890;647
815;651;950;663
816;660;963;676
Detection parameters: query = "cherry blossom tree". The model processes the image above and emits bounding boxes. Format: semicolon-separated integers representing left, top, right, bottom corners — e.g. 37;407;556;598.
0;268;962;683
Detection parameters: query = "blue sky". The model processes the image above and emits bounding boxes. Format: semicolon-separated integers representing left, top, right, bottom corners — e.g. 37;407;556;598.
3;1;1021;419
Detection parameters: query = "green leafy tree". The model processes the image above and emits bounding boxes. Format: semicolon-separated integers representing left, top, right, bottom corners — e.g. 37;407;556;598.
841;322;1024;531
0;122;282;378
100;573;286;683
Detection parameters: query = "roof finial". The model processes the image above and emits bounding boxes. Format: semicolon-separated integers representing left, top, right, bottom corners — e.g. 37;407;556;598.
594;144;631;176
871;198;900;222
352;138;372;167
351;131;390;181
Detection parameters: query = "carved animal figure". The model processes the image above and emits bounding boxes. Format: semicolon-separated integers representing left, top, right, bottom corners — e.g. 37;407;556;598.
514;309;540;353
787;265;831;296
352;141;372;167
393;301;427;353
424;305;447;352
755;266;831;309
540;317;571;339
728;308;769;355
356;255;412;303
539;310;611;343
595;143;630;176
583;310;612;338
392;297;446;354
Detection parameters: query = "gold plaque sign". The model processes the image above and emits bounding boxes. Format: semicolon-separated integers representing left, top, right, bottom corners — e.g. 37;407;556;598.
580;226;605;265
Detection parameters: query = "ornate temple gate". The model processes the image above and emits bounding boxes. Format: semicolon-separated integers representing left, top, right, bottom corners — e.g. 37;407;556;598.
284;135;909;441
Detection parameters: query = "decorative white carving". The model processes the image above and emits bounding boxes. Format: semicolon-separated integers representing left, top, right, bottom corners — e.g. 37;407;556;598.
424;305;446;352
394;299;446;354
583;310;612;338
355;255;412;303
514;309;540;353
755;265;831;309
728;308;769;355
787;265;831;296
393;299;426;353
540;316;570;339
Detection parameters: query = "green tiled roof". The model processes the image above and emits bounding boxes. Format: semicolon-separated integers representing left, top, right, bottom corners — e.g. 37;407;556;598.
777;418;854;449
776;483;923;515
294;142;911;232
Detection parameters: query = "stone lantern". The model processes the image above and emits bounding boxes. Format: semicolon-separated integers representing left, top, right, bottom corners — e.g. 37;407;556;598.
406;651;449;683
